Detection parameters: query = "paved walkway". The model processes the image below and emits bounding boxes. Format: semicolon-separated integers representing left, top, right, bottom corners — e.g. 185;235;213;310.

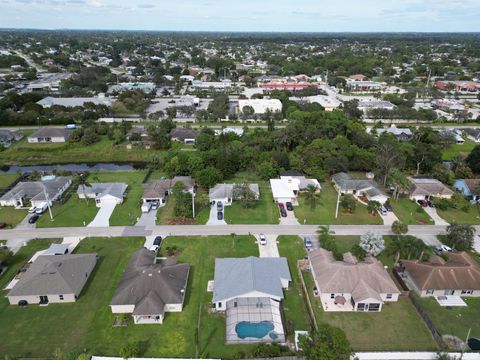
254;234;279;257
88;202;116;227
135;209;158;228
424;207;449;226
279;209;300;225
15;214;36;229
380;210;399;226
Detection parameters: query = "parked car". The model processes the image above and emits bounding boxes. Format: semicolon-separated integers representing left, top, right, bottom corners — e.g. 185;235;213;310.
217;211;223;220
28;215;39;224
379;206;388;216
285;202;293;211
436;244;453;252
303;236;313;250
151;201;159;210
427;200;435;208
149;245;159;252
313;286;319;296
278;203;285;209
280;208;287;217
28;206;37;214
153;236;163;246
417;199;428;207
217;201;223;211
0;222;6;229
259;234;267;246
141;202;152;213
384;204;393;212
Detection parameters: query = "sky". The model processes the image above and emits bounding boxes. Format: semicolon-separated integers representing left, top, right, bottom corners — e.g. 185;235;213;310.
0;0;479;32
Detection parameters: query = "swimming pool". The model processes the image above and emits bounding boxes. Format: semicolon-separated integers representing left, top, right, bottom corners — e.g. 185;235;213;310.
235;321;276;339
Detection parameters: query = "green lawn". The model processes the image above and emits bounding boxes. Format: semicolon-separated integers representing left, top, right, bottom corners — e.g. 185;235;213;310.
391;198;434;225
0;173;20;191
87;170;148;226
156;197;176;224
442;140;476;161
277;236;313;335
436;202;480;225
414;296;480;343
36;195;99;228
294;184;383;225
0;207;28;228
224;184;279;224
156;191;210;225
0;136;165;165
301;269;437;351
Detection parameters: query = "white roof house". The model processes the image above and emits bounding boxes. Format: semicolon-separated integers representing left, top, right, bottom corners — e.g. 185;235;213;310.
238;99;282;114
209;183;259;205
270;179;298;205
358;99;396;111
77;183;128;207
37;96;113;108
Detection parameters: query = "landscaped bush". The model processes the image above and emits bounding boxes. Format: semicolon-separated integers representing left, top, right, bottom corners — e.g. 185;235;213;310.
434;198;450;211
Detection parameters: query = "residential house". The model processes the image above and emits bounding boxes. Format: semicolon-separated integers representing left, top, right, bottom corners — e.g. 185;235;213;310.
270;174;320;206
212;257;291;343
358;99;396;112
409;178;453;201
209;183;259;206
7;253;97;305
142;176;195;207
170;128;198;144
332;172;388;204
309;248;400;312
454;179;480;201
374;125;413;141
77;183;128;207
399;252;480;297
110;248;190;324
0;129;23;147
0;176;72;208
463;128;480;143
238;99;283;114
27;128;72;143
36;96;113;108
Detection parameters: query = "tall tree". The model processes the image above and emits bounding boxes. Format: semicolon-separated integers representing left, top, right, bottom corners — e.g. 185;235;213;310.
299;324;353;360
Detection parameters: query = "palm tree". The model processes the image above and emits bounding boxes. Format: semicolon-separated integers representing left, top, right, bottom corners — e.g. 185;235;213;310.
304;184;320;210
367;200;381;215
389;168;409;201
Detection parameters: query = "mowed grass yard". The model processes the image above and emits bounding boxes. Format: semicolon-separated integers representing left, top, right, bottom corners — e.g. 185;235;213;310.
391;198;434;225
0;136;164;165
0;173;20;191
442;139;476;161
436;199;480;225
0;236;264;358
224;184;280;224
294;184;383;225
0;207;28;228
37;170;148;227
414;296;480;343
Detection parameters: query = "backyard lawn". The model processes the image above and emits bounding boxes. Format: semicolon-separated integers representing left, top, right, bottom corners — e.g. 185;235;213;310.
0;173;20;191
391;198;434;225
277;236;314;335
0;207;28;228
442;139;476;161
414;296;480;343
294;184;383;225
224;184;280;224
0;235;264;358
0;136;165;165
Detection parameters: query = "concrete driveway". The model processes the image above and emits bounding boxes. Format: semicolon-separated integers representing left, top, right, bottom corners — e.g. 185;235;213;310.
15;213;37;229
280;209;300;225
88;202;116;227
379;210;399;226
207;204;226;225
255;234;280;257
424;207;449;226
136;209;158;228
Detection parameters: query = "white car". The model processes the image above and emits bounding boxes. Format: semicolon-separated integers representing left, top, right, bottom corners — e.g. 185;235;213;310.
149;245;159;252
259;234;267;246
437;244;453;252
28;206;37;214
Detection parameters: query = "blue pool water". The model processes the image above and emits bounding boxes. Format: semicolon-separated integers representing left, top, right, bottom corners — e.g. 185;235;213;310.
235;321;275;339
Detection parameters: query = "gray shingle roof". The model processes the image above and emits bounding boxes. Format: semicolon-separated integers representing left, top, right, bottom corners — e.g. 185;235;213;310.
37;96;113;107
8;254;96;297
209;183;259;200
28;127;72;140
77;183;127;199
213;257;291;303
111;248;190;315
0;177;71;203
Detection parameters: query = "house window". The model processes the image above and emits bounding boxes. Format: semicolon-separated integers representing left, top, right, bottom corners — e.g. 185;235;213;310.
386;294;392;299
444;289;455;296
59;295;64;300
426;289;434;295
461;290;473;295
368;303;380;312
217;302;222;309
357;303;365;311
330;294;335;299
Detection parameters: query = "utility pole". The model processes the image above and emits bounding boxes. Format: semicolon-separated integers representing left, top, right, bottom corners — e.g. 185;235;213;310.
191;191;195;218
460;328;471;359
335;189;341;219
42;184;53;221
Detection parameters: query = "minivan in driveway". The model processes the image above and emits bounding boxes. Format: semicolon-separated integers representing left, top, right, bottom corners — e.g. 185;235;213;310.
217;211;223;220
259;234;267;245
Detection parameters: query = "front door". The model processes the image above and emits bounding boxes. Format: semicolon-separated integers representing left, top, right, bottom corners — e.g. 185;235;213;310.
39;296;49;305
444;290;454;296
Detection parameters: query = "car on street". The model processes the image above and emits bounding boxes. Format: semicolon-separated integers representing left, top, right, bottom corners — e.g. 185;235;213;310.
259;234;267;245
217;211;223;220
217;201;223;211
417;199;428;207
384;204;393;212
280;208;287;217
286;202;293;211
303;236;313;250
28;215;39;224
